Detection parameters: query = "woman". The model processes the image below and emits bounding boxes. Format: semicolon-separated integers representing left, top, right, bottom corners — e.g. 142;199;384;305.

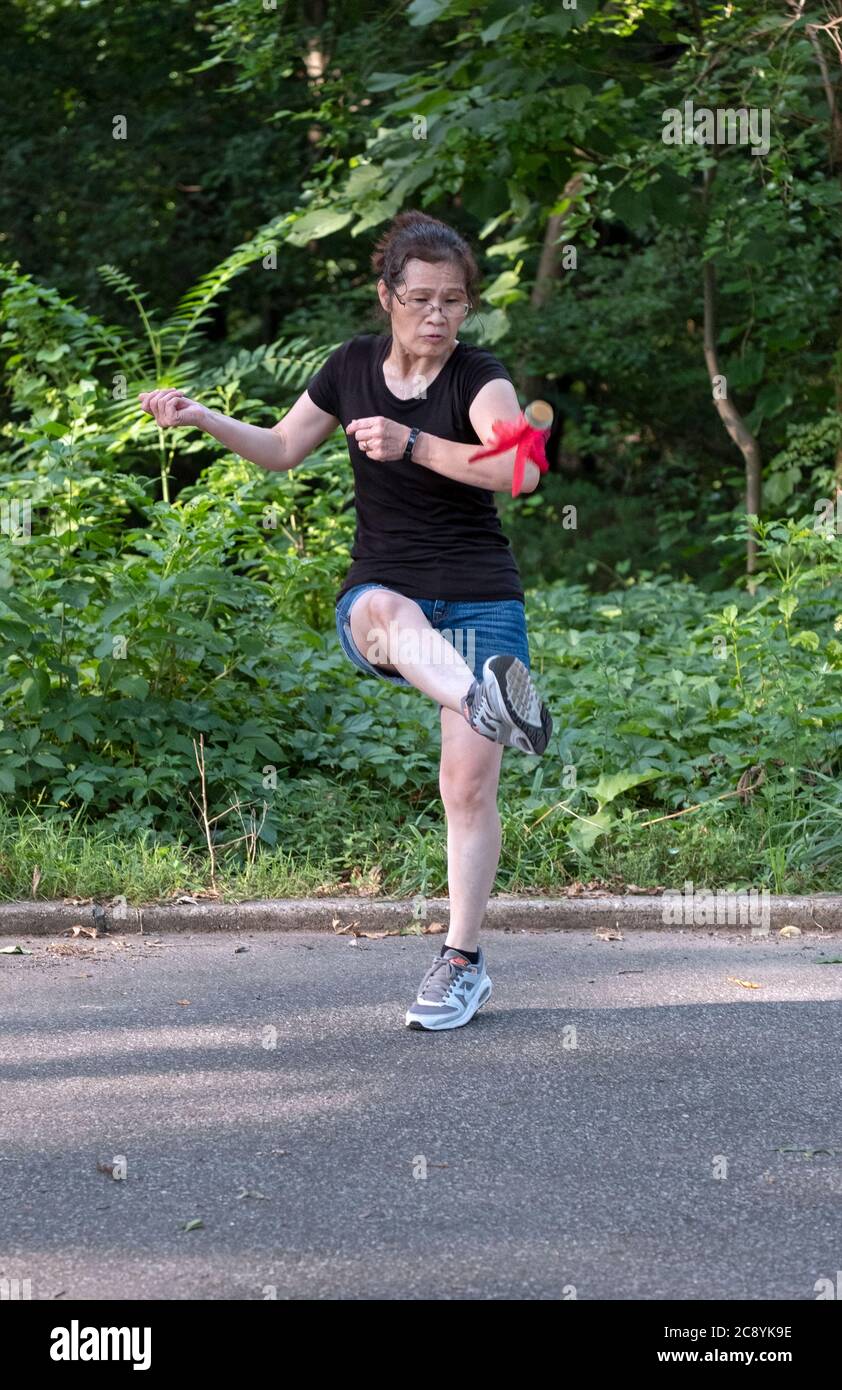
139;209;553;1033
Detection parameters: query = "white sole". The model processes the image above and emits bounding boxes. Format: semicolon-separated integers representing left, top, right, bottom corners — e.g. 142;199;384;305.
481;658;551;755
405;978;492;1031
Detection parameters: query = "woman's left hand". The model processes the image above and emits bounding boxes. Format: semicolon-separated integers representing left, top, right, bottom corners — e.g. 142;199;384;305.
346;417;411;461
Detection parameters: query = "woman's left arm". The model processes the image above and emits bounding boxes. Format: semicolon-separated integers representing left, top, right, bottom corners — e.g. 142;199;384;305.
346;379;541;494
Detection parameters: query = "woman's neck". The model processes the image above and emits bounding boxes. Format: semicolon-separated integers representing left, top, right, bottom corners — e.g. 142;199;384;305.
383;333;458;385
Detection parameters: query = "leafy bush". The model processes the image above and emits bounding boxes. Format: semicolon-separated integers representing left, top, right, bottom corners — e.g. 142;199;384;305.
2;261;841;892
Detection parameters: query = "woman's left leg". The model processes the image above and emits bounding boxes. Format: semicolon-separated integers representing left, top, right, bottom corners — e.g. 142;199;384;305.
438;704;505;954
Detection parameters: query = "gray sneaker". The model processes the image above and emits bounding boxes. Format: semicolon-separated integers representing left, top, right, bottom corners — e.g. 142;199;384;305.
405;945;492;1031
463;655;552;756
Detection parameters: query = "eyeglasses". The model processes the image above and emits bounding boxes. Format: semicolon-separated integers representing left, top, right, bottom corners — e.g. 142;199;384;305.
392;290;471;319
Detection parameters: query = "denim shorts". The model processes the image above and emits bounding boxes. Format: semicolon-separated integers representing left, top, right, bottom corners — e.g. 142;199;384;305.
335;583;530;687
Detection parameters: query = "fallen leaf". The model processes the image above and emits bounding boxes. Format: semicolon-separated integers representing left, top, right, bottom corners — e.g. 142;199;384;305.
96;1161;116;1177
727;976;762;989
595;929;623;941
778;925;801;938
0;944;33;955
63;925;98;940
235;1188;269;1201
32;865;41;896
234;945;248;953
182;1218;204;1232
563;879;616;898
176;999;191;1006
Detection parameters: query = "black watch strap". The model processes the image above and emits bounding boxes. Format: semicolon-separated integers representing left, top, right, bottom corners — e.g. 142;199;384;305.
403;426;420;461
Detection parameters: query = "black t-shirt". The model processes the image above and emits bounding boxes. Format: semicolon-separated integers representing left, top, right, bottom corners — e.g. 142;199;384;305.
306;332;525;602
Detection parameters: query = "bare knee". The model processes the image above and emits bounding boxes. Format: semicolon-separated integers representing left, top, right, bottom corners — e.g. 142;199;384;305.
439;766;499;820
352;589;421;668
365;588;418;632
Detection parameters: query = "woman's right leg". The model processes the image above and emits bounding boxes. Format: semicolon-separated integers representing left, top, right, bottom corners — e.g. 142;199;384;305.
348;587;473;713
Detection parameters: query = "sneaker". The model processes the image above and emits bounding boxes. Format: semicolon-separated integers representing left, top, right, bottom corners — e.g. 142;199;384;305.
463;654;553;756
405;946;493;1031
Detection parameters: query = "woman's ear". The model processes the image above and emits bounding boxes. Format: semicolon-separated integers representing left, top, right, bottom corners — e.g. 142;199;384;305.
376;278;391;314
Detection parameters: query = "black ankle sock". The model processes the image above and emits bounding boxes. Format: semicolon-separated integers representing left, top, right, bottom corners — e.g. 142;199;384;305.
441;944;479;964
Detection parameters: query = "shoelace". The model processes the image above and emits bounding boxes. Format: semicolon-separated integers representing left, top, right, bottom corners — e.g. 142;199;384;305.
419;954;468;1001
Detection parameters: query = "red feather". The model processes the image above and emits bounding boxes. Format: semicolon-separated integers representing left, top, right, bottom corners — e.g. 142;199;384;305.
469;415;550;497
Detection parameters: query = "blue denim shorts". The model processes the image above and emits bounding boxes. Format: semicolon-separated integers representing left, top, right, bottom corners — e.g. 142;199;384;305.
335;583;530;687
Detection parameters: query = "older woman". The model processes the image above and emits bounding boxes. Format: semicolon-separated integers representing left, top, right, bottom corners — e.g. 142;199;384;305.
139;209;552;1033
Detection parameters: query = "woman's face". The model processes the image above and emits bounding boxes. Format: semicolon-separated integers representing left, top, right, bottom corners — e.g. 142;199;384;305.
379;257;468;357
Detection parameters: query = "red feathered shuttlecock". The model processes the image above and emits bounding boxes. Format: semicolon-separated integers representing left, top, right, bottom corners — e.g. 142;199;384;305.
468;400;553;498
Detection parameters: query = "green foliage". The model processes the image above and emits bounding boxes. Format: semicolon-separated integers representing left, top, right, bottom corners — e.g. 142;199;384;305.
765;413;842;510
2;0;842;895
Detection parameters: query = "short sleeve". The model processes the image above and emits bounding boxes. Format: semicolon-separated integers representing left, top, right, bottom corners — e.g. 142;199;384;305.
306;340;350;419
457;346;515;418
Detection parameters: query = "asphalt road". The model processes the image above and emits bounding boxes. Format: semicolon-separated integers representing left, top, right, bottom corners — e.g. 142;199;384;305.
2;927;841;1301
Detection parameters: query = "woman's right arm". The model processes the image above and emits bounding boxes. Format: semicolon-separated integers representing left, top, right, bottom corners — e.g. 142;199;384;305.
137;387;339;472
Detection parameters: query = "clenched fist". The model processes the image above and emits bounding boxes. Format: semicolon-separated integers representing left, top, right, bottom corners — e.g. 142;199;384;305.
346;416;412;461
138;388;206;430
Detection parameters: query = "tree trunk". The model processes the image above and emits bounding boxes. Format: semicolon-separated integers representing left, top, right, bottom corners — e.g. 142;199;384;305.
521;212;564;406
521;174;584;455
701;166;762;576
303;0;328;258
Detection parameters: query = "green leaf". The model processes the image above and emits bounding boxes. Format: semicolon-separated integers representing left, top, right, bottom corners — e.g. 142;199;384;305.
286;209;354;247
587;769;662;806
21;671;50;714
255;736;285;759
481;14;515;42
33;751;65;769
407;0;454;26
560;85;591;111
533;10;577;36
568;808;613;853
366;72;411;91
114;675;151;699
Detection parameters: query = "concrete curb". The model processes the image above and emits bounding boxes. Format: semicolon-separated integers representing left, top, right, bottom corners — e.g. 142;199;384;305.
1;893;841;936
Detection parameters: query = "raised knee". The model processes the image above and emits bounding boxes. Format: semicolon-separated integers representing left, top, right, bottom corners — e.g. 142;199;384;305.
365;588;407;631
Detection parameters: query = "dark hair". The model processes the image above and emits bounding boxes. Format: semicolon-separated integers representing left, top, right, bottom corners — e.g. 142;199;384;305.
370;210;480;324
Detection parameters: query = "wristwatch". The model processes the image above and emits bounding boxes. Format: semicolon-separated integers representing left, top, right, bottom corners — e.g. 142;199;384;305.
403;426;420;462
